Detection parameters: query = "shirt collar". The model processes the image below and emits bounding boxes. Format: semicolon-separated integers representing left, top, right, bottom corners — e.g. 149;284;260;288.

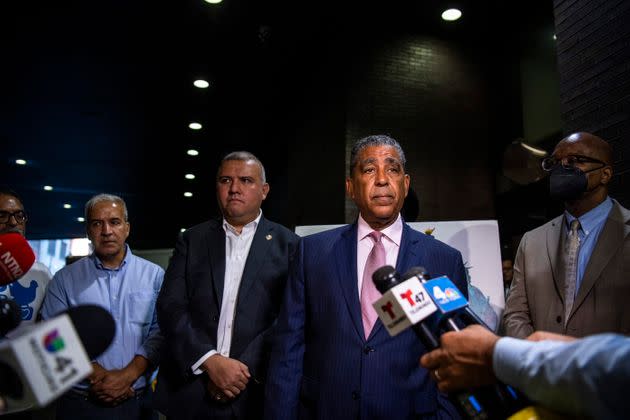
91;244;131;270
223;210;262;236
565;196;613;235
357;213;403;246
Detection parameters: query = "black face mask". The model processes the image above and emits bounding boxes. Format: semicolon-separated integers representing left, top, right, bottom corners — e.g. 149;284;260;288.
549;166;588;201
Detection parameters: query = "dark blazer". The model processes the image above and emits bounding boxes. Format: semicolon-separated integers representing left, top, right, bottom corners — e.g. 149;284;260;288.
154;216;299;419
264;222;467;420
502;200;630;338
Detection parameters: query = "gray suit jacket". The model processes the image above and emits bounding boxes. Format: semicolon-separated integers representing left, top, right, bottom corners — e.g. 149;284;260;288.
502;200;630;338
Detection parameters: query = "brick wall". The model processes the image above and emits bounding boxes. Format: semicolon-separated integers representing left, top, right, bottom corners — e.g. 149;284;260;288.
554;0;630;207
344;36;496;223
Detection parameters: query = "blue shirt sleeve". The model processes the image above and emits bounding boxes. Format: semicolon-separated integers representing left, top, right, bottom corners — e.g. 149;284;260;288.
136;267;164;366
493;334;630;419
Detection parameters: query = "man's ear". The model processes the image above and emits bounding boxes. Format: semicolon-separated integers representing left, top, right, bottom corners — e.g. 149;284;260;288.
262;183;270;200
600;166;613;185
345;178;354;199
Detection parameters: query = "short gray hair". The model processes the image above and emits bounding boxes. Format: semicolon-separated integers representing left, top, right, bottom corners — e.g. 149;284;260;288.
219;151;267;183
349;134;406;175
85;193;128;222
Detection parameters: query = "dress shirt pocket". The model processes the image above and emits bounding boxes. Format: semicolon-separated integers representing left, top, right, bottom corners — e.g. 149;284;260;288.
128;291;156;325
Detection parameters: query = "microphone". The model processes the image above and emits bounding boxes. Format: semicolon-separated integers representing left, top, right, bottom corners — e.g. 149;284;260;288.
1;299;22;337
402;266;490;332
0;304;115;413
0;233;36;286
372;266;533;420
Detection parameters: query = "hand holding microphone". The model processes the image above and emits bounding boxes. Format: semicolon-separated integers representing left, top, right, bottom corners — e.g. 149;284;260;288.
371;265;533;420
420;324;500;392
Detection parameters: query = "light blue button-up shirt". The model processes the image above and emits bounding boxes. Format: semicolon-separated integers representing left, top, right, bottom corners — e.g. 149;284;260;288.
564;196;613;293
494;333;630;419
41;246;164;389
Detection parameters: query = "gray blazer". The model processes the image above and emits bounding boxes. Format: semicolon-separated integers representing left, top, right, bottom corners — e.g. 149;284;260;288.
502;200;630;338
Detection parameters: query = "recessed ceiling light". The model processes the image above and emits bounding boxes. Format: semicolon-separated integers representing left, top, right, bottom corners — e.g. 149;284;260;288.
193;79;210;88
184;192;193;197
77;217;85;222
15;159;27;165
189;122;202;130
185;173;196;180
63;204;72;209
43;185;53;191
204;0;222;4
187;149;199;156
441;8;462;21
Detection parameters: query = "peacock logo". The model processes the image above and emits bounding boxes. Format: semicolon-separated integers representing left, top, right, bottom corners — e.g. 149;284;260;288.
43;329;65;353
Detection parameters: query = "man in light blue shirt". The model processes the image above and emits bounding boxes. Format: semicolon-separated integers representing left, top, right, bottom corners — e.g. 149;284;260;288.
420;324;629;419
42;193;164;420
503;132;630;338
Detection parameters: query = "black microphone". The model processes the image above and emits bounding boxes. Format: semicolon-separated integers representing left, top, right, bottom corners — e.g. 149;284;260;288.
61;304;116;360
372;265;534;420
372;266;439;350
0;304;116;413
0;299;22;337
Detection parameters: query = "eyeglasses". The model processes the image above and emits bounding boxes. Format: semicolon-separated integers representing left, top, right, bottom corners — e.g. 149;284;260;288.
0;210;28;224
541;154;607;172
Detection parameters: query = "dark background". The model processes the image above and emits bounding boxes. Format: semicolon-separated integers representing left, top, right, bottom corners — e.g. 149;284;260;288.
2;0;629;254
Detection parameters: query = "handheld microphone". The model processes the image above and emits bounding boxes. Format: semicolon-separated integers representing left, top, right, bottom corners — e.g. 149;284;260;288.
0;233;36;286
1;299;22;337
372;266;533;420
402;266;490;332
0;304;115;413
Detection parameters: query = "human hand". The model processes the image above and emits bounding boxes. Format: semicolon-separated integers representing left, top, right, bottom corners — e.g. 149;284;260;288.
420;325;499;392
202;354;250;399
90;368;135;402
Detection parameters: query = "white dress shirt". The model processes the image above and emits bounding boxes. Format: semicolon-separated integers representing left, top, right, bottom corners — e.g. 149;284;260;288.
191;211;262;374
356;213;403;297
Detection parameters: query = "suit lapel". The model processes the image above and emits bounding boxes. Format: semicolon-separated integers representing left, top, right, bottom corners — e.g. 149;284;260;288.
546;215;564;302
334;224;364;340
237;217;273;304
206;220;227;308
572;202;630;316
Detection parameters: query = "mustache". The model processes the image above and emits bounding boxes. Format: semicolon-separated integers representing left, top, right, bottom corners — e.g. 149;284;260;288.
0;227;24;235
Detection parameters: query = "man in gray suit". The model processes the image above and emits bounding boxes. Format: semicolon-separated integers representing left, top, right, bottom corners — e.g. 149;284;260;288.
502;132;630;338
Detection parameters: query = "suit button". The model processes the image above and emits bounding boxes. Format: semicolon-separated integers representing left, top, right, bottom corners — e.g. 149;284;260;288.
212;315;219;321
556;316;562;324
351;391;360;400
363;346;374;354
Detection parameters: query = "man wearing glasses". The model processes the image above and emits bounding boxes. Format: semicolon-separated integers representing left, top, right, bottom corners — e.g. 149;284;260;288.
502;132;630;339
0;188;52;324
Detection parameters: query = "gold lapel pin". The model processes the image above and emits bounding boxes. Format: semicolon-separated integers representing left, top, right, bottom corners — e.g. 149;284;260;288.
266;234;272;240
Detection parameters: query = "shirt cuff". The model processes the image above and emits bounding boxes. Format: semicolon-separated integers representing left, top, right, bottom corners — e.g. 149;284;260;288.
191;350;218;375
493;336;564;389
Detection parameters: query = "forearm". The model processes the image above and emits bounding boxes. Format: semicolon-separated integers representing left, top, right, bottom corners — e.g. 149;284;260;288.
123;355;150;384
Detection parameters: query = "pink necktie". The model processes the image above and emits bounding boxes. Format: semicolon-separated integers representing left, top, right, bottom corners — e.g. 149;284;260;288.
361;231;385;339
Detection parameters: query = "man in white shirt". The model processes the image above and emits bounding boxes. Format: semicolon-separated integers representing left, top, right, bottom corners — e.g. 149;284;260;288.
155;152;299;419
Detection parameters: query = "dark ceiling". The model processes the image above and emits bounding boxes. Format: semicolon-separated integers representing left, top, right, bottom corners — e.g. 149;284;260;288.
1;1;555;249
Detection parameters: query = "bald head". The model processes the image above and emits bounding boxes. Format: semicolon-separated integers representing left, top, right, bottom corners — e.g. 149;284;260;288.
555;132;613;166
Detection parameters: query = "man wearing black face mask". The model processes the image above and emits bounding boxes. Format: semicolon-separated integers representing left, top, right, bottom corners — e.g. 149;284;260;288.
502;132;630;339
